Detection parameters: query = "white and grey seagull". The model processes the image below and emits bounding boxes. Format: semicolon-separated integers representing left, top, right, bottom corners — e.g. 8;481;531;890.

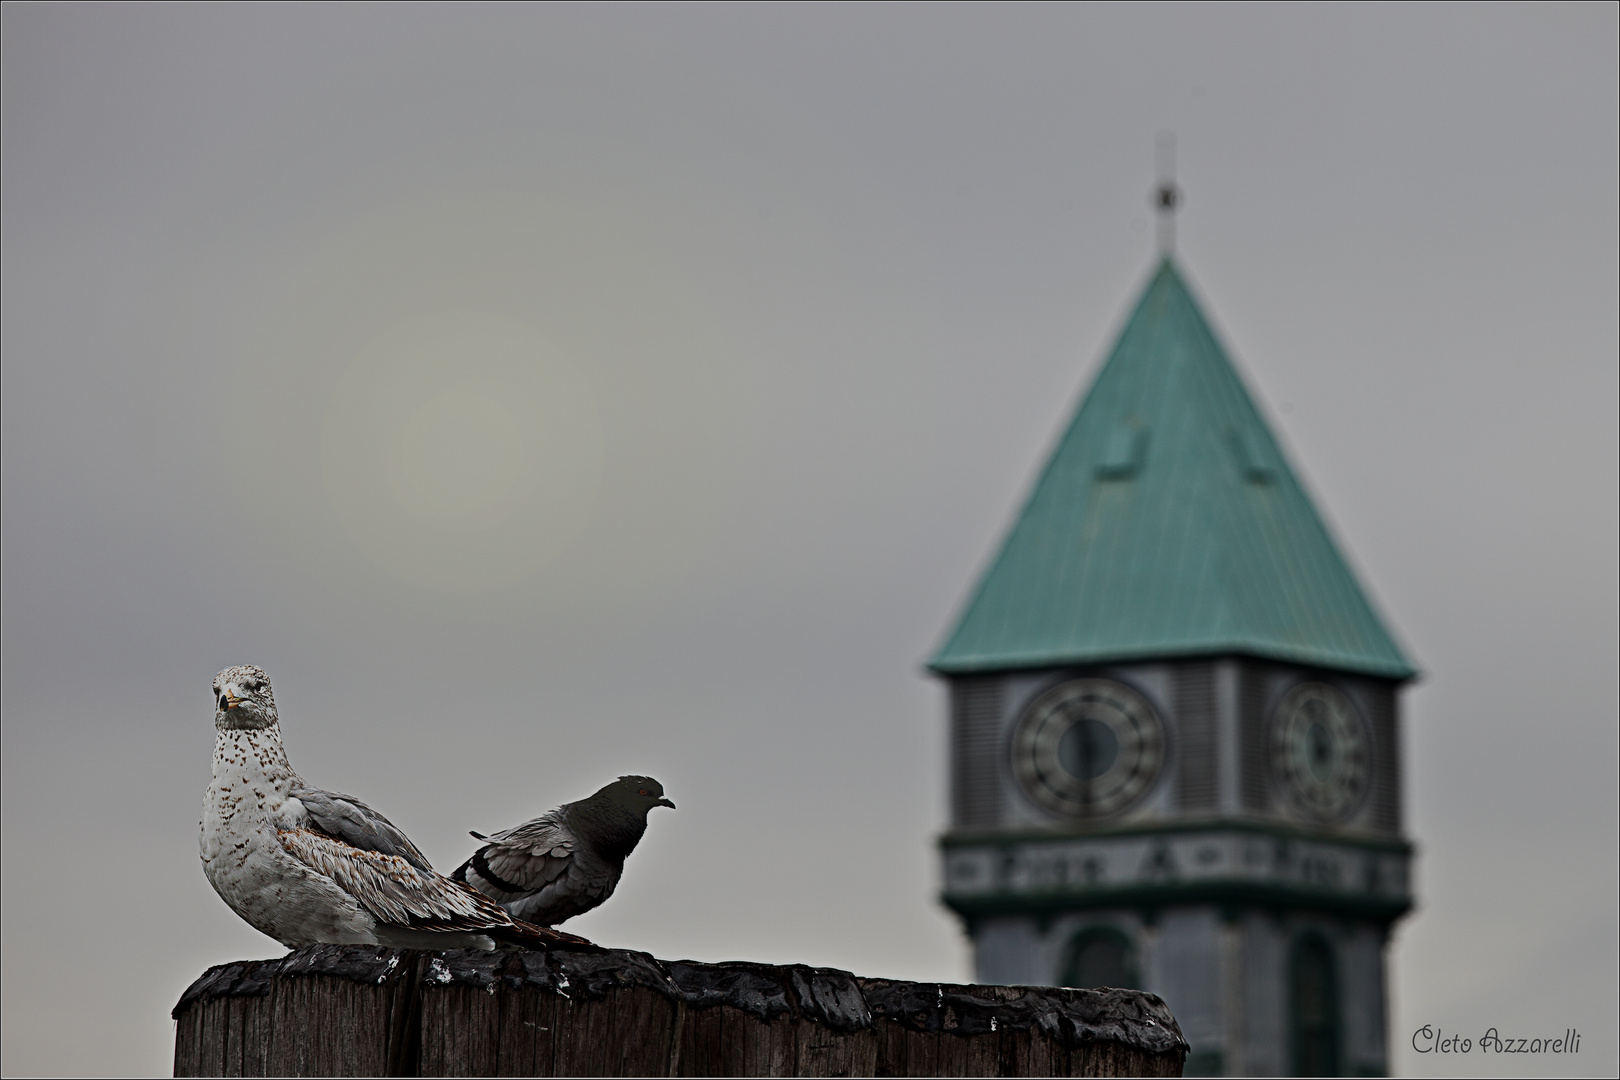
199;664;583;950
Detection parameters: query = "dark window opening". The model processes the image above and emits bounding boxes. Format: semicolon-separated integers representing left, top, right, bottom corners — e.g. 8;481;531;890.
1061;927;1138;989
1290;932;1341;1076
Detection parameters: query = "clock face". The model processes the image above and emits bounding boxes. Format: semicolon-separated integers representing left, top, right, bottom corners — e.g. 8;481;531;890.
1011;679;1165;818
1270;683;1369;821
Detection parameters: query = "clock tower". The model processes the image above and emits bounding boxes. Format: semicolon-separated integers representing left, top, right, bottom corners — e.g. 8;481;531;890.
931;257;1415;1076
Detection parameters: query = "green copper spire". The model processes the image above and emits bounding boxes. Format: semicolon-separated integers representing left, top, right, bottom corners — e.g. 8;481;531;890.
930;258;1416;680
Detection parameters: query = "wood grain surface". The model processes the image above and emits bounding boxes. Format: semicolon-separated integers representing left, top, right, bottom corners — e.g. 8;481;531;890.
173;944;1186;1077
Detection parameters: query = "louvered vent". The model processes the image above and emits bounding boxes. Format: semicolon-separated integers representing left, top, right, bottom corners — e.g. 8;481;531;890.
1175;662;1218;811
1367;683;1402;833
951;677;1003;829
1239;662;1270;811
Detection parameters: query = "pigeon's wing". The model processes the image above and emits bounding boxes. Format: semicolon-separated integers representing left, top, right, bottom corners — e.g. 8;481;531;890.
291;785;434;872
276;827;516;934
454;812;576;900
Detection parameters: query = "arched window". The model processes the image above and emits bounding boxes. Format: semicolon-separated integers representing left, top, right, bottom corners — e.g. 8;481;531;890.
1290;931;1341;1076
1061;927;1138;989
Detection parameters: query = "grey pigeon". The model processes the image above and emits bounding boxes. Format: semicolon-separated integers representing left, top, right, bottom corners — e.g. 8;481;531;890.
452;776;674;926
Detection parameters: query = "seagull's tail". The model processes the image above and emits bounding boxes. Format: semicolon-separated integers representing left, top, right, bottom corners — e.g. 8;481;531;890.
490;918;598;952
433;875;598;951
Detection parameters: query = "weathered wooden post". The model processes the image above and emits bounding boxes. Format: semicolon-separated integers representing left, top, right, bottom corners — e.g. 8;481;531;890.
174;945;1187;1077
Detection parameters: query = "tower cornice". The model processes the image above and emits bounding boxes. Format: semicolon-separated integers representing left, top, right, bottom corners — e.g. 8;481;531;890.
940;818;1414;855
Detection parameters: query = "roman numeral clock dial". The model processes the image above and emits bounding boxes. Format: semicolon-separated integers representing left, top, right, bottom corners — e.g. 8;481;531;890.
1011;679;1165;818
1270;683;1370;821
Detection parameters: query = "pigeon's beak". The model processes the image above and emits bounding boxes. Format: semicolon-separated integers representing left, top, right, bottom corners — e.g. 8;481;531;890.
656;797;675;809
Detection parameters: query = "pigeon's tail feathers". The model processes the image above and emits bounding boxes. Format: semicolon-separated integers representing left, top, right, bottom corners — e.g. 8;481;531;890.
469;830;488;840
449;858;470;884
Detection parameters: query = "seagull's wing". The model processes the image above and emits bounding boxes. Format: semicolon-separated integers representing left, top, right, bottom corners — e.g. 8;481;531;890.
275;826;589;949
453;811;576;901
291;785;434;872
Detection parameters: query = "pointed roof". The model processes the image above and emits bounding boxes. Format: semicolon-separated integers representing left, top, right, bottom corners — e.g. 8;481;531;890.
930;258;1416;681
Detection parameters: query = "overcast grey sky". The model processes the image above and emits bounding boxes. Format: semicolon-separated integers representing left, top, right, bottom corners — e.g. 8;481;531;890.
3;5;1615;1076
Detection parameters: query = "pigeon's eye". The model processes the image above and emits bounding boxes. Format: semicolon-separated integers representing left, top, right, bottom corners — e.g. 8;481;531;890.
639;789;650;796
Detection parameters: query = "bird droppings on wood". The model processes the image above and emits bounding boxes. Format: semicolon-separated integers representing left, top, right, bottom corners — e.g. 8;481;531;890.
174;944;1188;1077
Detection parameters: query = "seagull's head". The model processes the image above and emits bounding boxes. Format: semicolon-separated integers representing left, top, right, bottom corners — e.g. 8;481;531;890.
603;775;676;815
213;665;279;731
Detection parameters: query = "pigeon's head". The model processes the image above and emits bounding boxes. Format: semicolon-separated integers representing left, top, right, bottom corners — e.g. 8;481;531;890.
212;665;279;731
598;775;675;816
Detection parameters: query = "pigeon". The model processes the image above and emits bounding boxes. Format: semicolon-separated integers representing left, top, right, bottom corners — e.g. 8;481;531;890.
199;664;587;951
452;776;674;926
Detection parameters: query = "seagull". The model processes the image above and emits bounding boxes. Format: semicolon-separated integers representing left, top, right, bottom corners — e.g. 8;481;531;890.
452;776;674;926
199;664;583;951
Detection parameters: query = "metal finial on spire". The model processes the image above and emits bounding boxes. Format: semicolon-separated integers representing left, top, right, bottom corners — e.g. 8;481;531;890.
1153;132;1180;254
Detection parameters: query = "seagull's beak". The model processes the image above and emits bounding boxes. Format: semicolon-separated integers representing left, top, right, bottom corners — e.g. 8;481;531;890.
222;691;244;710
655;797;675;809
